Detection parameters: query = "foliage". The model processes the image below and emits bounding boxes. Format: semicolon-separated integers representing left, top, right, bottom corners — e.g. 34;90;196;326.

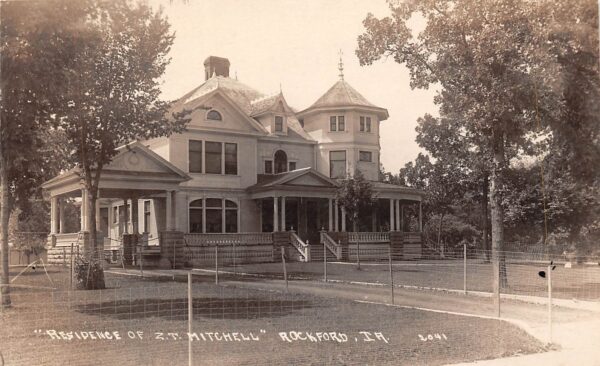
357;0;599;259
1;0;91;307
53;0;191;261
74;258;105;290
335;170;377;231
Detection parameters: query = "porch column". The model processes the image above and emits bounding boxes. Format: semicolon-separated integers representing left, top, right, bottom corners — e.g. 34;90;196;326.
273;196;279;232
389;198;395;232
281;196;286;231
50;196;58;234
202;196;206;233
165;190;172;231
395;199;400;232
328;198;333;232
122;198;129;234
221;198;226;233
131;197;139;234
341;207;346;232
334;199;339;232
401;204;404;232
59;198;65;234
80;189;89;231
419;201;423;232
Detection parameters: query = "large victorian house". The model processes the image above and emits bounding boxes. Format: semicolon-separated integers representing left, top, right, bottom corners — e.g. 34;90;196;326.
42;56;424;266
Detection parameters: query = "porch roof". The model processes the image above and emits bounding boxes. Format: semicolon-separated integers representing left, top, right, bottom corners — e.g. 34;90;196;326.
41;141;191;198
247;168;424;201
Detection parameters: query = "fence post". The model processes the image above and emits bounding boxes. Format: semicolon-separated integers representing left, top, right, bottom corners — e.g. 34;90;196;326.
548;264;552;344
323;239;327;282
356;237;361;270
463;244;467;295
389;244;394;304
188;272;193;366
70;244;74;291
215;245;219;285
232;242;236;277
281;247;288;292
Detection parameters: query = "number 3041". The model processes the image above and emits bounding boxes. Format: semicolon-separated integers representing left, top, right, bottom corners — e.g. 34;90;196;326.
418;333;447;341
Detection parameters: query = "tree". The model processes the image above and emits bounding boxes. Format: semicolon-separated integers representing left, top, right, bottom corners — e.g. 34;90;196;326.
54;0;190;289
356;0;584;296
1;0;90;308
336;169;376;269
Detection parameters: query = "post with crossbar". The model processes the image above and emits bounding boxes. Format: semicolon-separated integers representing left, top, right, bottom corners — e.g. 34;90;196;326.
463;244;467;294
188;272;193;366
389;244;394;304
323;239;327;282
281;247;288;292
547;264;552;344
215;245;219;285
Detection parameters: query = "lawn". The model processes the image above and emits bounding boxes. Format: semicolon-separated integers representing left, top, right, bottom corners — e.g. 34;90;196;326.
0;268;547;365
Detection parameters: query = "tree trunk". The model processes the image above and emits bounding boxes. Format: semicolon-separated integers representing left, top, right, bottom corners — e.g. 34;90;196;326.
77;183;105;290
490;133;508;298
1;158;12;308
482;174;490;262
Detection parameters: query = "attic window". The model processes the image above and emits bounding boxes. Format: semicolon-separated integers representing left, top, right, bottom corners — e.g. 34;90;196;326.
206;110;222;121
275;116;284;132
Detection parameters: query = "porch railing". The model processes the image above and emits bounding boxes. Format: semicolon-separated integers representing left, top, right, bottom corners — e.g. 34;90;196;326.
184;232;273;246
290;232;310;262
320;232;342;260
348;232;390;243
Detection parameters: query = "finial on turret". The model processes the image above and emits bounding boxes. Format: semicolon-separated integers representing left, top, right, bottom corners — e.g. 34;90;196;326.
338;49;344;80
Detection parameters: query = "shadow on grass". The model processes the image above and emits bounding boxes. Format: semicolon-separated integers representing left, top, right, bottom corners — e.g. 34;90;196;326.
76;297;315;320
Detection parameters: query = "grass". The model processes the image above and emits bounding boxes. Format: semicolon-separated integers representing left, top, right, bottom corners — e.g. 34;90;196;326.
0;268;547;365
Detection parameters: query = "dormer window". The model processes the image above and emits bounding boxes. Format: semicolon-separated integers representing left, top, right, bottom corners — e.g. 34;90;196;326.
330;116;345;132
206;110;222;121
275;116;284;132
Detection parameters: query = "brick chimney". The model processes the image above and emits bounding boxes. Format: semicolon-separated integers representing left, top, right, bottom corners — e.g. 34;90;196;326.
204;56;230;80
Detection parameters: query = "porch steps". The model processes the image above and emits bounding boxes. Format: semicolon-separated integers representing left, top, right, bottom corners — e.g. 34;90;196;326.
309;244;338;262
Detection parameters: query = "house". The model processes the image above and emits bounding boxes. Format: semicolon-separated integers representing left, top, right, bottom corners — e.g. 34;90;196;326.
42;56;424;266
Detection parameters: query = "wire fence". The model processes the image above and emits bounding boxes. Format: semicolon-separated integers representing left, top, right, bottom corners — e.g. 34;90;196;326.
1;266;549;366
2;241;598;365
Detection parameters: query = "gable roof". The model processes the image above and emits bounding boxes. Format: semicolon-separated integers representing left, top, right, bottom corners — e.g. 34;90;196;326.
248;167;339;193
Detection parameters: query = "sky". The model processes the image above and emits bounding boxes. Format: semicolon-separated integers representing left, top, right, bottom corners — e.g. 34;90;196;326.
150;0;438;173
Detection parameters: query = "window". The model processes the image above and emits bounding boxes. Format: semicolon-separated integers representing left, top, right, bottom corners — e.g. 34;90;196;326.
205;198;222;233
224;143;237;175
206;110;222;121
205;141;222;174
360;116;372;132
330;150;346;179
143;201;151;233
275;116;284;132
113;207;118;224
359;151;373;162
189;199;203;233
189;140;202;173
274;150;287;174
264;160;273;174
225;200;238;233
190;198;239;234
330;116;345;131
289;161;296;171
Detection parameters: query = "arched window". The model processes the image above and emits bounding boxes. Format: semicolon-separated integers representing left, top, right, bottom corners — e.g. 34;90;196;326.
274;150;287;174
189;199;203;233
188;198;238;233
206;110;222;121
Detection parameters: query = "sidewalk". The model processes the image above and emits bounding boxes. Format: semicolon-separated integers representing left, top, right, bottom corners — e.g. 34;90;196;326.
106;268;600;365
